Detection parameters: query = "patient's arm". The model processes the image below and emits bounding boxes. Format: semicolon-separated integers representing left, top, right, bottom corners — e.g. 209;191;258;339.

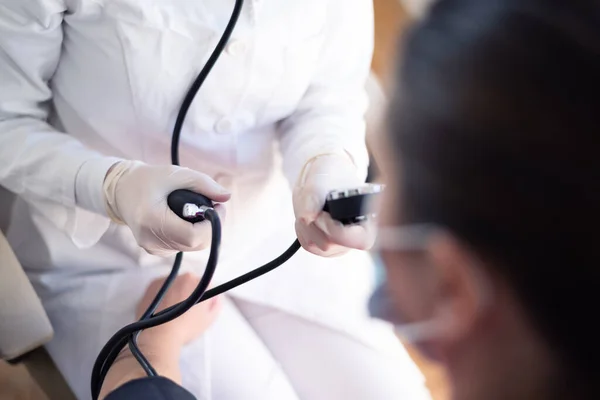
100;342;181;400
100;273;221;400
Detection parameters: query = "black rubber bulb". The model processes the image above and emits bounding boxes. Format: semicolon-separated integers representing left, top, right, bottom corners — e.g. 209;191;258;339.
167;189;214;224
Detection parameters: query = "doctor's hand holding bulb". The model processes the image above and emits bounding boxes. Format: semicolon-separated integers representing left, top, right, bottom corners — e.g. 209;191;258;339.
101;161;230;256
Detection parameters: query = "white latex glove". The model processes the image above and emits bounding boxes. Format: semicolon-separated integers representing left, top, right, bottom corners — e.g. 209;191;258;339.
103;161;230;257
293;154;376;257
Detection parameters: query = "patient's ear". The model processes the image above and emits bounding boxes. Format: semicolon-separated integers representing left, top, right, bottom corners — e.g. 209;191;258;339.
426;233;493;344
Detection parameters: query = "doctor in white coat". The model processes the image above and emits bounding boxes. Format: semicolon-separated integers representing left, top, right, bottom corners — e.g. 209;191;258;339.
0;0;429;399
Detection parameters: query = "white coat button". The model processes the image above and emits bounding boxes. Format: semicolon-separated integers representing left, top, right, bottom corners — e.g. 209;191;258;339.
227;40;247;56
215;118;234;134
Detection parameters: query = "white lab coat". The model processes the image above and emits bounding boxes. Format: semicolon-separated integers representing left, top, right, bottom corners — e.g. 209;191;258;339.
0;0;426;398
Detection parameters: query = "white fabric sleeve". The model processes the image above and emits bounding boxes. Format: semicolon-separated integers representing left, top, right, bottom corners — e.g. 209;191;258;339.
0;1;122;248
279;0;374;186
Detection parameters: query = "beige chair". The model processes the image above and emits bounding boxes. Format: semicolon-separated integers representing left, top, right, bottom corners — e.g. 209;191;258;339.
0;228;76;399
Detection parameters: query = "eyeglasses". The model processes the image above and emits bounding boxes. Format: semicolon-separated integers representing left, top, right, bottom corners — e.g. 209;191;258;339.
373;224;439;255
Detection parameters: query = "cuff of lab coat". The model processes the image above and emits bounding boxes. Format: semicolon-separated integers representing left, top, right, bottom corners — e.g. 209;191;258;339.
75;156;124;217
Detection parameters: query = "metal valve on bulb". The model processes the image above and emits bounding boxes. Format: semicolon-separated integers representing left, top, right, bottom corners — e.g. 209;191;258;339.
182;203;213;219
168;189;215;224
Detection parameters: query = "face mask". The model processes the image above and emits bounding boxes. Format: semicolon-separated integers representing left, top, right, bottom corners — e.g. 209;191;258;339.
368;224;493;361
367;224;451;360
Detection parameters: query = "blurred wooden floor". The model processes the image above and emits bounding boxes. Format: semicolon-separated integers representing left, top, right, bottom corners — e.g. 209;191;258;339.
0;1;449;399
0;362;47;400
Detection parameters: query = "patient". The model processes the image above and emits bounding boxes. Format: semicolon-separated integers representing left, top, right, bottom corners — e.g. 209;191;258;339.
371;0;600;399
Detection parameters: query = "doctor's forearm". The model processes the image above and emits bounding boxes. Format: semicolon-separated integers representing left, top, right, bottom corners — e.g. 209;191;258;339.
279;0;373;186
0;1;130;253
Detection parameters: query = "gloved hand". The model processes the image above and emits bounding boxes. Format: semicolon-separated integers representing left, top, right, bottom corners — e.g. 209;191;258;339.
103;161;230;256
293;154;375;257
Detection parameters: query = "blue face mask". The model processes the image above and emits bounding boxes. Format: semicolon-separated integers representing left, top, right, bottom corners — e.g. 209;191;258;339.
368;252;397;323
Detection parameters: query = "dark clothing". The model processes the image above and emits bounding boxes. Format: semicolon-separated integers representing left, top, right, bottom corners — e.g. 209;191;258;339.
105;377;196;400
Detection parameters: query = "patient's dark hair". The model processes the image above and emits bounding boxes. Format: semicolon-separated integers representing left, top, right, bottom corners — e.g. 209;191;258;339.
390;0;600;395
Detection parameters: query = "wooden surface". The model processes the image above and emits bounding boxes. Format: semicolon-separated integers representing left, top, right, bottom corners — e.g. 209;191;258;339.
372;0;411;86
0;1;450;399
0;362;47;400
